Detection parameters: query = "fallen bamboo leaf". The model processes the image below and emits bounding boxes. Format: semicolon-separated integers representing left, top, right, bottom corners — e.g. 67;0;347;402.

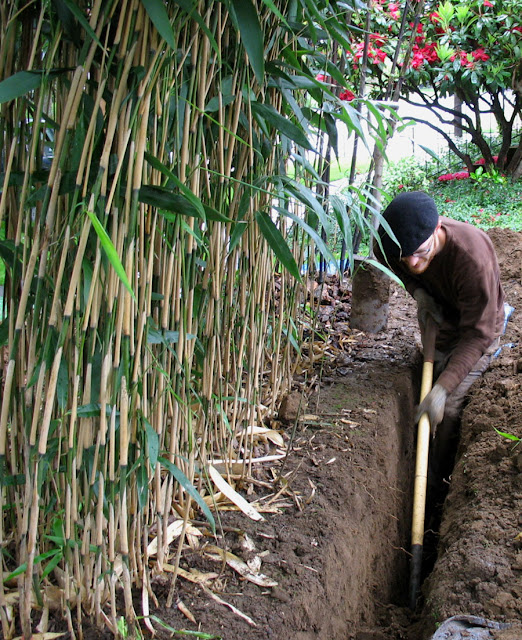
13;634;67;640
202;491;225;506
306;479;316;504
299;414;321;421
240;532;256;552
247;556;262;573
243;425;285;447
204;544;278;587
208;465;264;521
209;453;285;466
162;565;218;585
147;520;201;556
43;585;63;610
177;598;197;624
142;586;155;635
340;419;360;427
202;586;257;627
326;457;336;464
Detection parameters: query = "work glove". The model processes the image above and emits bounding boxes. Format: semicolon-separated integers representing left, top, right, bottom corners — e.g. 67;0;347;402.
415;383;448;438
413;288;444;326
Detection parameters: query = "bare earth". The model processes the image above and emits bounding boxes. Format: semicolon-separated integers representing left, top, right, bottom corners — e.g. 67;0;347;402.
52;228;522;639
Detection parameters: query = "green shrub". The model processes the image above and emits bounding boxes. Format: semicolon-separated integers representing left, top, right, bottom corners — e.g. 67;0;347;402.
429;178;522;231
383;156;430;196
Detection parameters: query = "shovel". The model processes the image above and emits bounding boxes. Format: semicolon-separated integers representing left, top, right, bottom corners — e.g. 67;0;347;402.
409;316;437;610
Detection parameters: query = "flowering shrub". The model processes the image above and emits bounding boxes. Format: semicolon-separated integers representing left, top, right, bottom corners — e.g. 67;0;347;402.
343;0;522;175
383;156;430;193
437;171;470;181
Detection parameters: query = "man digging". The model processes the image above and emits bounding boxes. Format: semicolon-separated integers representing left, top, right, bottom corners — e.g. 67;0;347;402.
375;191;506;493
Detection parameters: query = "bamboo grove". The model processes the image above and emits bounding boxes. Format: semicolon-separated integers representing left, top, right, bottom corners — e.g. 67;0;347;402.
0;0;394;636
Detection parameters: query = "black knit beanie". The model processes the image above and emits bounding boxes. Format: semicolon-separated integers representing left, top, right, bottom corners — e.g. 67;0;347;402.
378;191;439;258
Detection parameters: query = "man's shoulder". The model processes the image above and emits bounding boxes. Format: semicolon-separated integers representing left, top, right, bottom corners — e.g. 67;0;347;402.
440;217;499;273
440;216;491;246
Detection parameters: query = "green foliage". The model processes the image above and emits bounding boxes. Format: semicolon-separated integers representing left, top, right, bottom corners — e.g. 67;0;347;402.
469;166;507;185
429;177;522;230
494;427;521;445
383;156;430;196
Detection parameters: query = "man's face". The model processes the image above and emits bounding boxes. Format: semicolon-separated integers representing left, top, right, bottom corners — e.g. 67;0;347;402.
401;233;435;274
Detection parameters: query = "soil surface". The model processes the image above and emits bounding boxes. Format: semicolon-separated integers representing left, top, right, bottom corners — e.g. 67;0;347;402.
46;228;522;639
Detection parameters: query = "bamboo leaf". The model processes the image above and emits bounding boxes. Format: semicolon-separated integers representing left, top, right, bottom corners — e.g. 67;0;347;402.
147;615;222;638
147;328;180;344
141;0;176;49
0;69;70;104
60;0;105;50
143;418;159;471
364;257;405;288
138;186;204;219
230;0;265;84
86;209;137;302
255;211;301;282
207;467;264;522
0;319;8;347
251;102;312;150
159;457;216;533
136;462;149;510
77;403;117;418
418;144;441;161
0;71;45;104
204;94;236;113
41;550;64;580
4;549;61;583
203;205;234;223
144;152;206;218
280;179;332;235
274;206;338;275
57;358;68;410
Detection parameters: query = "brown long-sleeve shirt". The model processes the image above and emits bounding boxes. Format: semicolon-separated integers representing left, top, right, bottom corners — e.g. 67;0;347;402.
376;217;505;394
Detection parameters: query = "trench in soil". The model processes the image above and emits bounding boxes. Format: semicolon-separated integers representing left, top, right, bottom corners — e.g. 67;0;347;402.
283;354;434;640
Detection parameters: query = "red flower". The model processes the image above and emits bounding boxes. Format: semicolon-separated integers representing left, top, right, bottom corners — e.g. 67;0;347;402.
351;42;388;65
373;48;388;64
370;32;387;47
339;89;356;101
483;0;493;6
411;51;425;69
353;42;365;61
410;42;439;69
409;22;423;34
437;171;470;181
451;50;475;69
422;42;439;63
388;2;400;19
472;47;489;62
